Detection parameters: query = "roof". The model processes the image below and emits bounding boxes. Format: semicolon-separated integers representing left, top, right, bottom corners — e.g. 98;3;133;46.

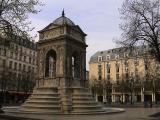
89;47;149;63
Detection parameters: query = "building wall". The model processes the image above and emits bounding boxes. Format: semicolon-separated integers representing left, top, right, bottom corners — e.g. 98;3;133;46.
0;36;37;92
89;47;160;103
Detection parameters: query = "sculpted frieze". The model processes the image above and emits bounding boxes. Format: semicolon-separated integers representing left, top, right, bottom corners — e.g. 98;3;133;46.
43;28;61;39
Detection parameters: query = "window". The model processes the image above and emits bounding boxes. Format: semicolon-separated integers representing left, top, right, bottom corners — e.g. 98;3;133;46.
19;55;22;61
15;53;18;59
106;55;110;60
29;57;31;63
124;53;129;58
98;63;102;68
9;61;12;69
107;74;110;80
115;54;119;59
134;59;139;66
124;60;128;67
98;56;102;62
33;59;35;65
23;64;26;71
32;67;34;72
19;63;21;71
106;62;110;73
10;52;13;58
24;56;26;62
98;64;102;80
98;75;102;80
2;59;6;68
116;67;119;73
135;67;138;73
106;62;110;68
115;62;120;73
3;49;6;56
125;73;129;79
145;64;148;70
116;74;120;80
14;62;17;70
125;67;128;72
107;68;110;74
28;66;31;72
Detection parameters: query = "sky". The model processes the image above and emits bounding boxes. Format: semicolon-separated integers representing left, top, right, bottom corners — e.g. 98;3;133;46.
29;0;124;70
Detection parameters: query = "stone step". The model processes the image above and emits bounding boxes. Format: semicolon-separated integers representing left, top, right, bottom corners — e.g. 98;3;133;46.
31;93;59;96
30;96;59;99
71;109;105;113
20;108;61;113
25;101;60;105
72;101;98;105
26;98;60;102
22;104;60;109
72;93;93;96
72;97;94;100
33;90;58;94
72;105;102;110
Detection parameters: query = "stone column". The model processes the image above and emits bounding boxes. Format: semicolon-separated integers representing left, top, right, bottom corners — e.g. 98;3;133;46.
103;90;106;103
123;94;125;103
152;92;155;102
141;87;144;102
95;94;98;102
112;94;115;103
112;87;115;102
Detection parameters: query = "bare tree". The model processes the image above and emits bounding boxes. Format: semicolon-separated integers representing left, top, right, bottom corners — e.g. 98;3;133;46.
0;0;42;39
118;0;160;62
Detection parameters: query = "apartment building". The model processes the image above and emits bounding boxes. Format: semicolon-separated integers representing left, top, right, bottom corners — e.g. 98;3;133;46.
89;47;160;104
0;35;37;102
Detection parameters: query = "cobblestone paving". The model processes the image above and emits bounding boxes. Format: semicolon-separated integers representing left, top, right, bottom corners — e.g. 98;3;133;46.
0;108;160;120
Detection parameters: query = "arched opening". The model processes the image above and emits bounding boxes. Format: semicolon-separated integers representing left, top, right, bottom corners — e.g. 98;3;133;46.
72;51;80;78
45;50;56;78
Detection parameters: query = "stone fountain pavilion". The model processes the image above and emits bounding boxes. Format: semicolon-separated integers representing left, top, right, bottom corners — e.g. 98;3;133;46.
20;11;103;114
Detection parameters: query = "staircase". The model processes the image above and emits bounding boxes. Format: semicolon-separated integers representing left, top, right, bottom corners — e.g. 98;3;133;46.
71;87;104;113
20;87;61;113
20;86;104;114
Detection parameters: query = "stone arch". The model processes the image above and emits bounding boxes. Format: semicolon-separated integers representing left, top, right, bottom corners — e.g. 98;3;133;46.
71;51;80;78
45;49;57;78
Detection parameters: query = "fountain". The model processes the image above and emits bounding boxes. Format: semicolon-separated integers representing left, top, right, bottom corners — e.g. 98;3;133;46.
20;10;104;114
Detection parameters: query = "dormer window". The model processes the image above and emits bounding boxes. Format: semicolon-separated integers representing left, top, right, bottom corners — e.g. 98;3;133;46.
98;56;102;62
106;55;110;60
124;53;129;58
115;54;119;59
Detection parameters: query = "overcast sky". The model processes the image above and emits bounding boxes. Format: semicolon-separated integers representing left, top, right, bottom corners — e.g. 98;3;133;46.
29;0;124;70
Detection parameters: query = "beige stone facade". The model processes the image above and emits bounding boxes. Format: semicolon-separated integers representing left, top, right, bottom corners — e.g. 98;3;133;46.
89;47;160;103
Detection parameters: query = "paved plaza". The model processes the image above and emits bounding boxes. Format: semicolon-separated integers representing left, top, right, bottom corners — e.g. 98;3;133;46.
0;107;160;120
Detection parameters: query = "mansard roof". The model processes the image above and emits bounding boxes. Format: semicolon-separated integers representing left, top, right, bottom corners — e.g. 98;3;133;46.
90;46;149;63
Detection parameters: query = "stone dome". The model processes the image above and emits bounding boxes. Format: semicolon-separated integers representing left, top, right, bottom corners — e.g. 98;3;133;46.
52;10;75;26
